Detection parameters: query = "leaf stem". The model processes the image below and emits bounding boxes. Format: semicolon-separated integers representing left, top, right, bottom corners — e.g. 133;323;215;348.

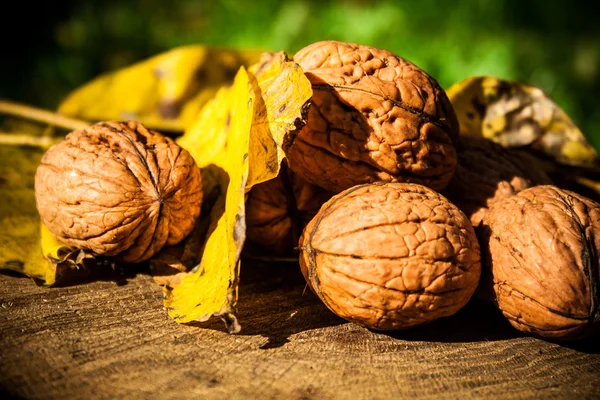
0;132;59;148
0;100;89;131
576;176;600;194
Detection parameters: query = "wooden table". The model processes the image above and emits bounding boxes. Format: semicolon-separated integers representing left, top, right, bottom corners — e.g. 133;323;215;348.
1;261;599;399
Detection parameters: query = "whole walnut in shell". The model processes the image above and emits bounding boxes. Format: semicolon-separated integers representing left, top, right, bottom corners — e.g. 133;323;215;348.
246;167;332;254
286;41;459;194
445;136;551;227
481;185;600;340
35;121;203;263
299;182;481;330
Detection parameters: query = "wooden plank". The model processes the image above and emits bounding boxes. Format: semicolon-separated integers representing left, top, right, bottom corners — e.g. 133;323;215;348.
1;261;599;400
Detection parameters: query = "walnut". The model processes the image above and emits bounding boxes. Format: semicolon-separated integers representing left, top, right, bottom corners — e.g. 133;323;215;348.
445;136;551;227
245;168;332;254
35;121;202;263
285;41;459;194
299;182;481;330
480;185;600;340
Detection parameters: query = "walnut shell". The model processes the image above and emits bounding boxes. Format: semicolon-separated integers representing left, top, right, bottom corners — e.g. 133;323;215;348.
481;185;600;340
445;136;552;227
245;168;332;254
35;121;202;263
286;41;459;194
299;182;481;330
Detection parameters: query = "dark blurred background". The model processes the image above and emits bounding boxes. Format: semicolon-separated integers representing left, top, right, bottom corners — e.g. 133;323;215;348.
1;0;599;147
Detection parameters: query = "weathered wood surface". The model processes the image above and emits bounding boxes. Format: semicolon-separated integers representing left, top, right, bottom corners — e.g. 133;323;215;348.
1;261;599;400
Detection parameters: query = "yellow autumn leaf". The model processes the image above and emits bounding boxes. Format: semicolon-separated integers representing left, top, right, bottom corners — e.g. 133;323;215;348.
159;68;254;332
0;144;54;283
58;46;263;132
155;53;312;332
246;51;312;187
0;132;100;286
447;76;599;168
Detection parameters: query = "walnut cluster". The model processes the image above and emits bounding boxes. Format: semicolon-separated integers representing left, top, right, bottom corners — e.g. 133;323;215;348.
30;40;600;341
286;42;600;340
35;121;202;263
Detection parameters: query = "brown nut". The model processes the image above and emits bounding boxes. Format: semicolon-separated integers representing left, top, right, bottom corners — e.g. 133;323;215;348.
445;136;551;227
299;182;481;330
481;185;600;340
35;121;203;263
286;41;459;194
246;168;332;254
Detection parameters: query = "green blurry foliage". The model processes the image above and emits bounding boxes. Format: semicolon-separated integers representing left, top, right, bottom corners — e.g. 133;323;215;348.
2;0;599;148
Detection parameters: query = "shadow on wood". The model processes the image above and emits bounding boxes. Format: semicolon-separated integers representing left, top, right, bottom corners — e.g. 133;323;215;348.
552;336;600;354
382;299;600;353
381;299;524;343
187;258;346;346
190;257;600;352
0;263;144;288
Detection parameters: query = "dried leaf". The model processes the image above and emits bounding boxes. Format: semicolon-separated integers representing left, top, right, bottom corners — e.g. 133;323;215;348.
157;68;254;332
447;76;599;168
58;46;262;132
246;51;312;187
41;224;102;284
153;53;312;332
0;138;98;285
0;144;52;283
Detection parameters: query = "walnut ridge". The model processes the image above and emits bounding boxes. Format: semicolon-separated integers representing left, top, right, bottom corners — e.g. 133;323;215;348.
299;182;481;330
286;41;459;193
481;185;600;340
35;121;203;263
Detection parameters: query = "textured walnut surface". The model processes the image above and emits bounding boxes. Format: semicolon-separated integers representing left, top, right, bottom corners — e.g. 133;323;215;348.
445;136;551;227
246;168;332;254
35;121;202;263
481;185;600;340
286;41;459;193
299;182;481;330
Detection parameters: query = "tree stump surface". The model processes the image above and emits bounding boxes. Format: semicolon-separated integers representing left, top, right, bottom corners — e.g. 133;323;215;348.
1;261;599;400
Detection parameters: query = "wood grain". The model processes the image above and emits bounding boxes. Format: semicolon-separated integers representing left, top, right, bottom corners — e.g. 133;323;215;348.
1;260;599;400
